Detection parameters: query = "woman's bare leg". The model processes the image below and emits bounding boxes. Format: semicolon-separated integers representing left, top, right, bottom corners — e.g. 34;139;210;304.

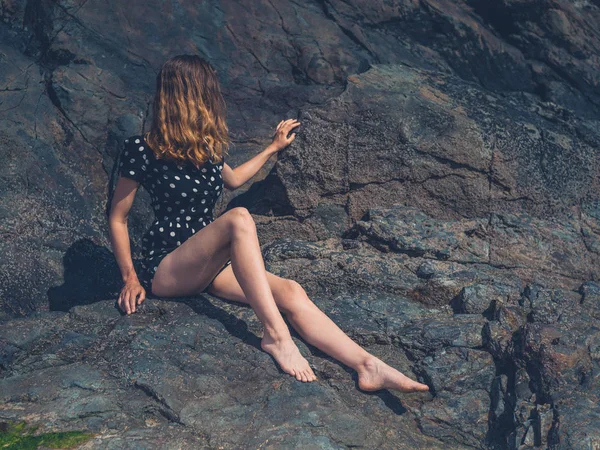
151;207;315;380
206;267;430;392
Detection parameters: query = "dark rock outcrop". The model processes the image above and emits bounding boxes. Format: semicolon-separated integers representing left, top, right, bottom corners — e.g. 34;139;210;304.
1;0;600;448
256;63;599;241
3;205;600;448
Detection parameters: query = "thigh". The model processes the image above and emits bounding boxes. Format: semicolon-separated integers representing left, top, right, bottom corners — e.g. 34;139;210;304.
151;210;235;297
205;264;305;316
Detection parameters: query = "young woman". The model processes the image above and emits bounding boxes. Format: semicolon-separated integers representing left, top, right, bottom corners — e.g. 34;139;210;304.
107;54;429;393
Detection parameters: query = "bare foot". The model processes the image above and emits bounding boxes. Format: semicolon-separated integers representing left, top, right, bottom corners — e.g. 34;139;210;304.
357;356;429;393
261;332;317;382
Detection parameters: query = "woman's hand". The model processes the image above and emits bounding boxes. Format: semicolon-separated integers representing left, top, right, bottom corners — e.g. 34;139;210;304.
118;279;146;314
270;119;301;153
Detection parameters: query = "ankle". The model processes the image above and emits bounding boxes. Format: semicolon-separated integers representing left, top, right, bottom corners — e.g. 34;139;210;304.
262;326;291;343
357;355;379;373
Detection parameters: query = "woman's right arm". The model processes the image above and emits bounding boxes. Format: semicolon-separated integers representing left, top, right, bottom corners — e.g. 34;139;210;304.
107;176;146;314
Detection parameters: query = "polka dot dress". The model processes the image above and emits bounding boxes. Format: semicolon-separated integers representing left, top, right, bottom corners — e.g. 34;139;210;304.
119;134;231;294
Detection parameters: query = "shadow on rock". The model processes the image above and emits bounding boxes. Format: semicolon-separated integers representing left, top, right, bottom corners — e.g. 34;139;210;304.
351;373;409;416
179;294;263;353
48;238;132;312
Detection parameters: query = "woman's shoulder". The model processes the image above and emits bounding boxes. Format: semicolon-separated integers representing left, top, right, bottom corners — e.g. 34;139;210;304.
119;134;153;183
123;134;155;157
124;134;147;146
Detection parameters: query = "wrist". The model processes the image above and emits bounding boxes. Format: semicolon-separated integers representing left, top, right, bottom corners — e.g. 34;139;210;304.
122;269;139;284
265;144;279;156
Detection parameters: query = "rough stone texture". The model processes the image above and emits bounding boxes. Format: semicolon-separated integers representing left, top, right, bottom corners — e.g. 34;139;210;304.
1;0;600;448
0;299;450;449
257;63;600;240
3;205;599;448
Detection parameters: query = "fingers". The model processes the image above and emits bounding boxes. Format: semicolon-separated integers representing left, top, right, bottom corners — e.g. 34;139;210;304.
277;118;300;133
284;120;300;136
272;119;301;150
283;119;300;130
137;285;146;306
123;290;132;314
276;119;292;132
120;290;128;314
277;119;300;140
128;291;138;314
118;286;145;315
119;291;130;315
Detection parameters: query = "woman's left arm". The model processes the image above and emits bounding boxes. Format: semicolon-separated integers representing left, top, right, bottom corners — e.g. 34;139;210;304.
222;119;300;190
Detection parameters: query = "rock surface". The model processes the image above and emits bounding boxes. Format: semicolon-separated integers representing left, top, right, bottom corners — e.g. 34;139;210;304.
2;205;600;448
257;63;599;241
0;298;448;449
1;0;600;448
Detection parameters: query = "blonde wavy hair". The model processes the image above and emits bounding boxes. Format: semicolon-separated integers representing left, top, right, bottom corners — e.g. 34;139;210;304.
144;55;231;167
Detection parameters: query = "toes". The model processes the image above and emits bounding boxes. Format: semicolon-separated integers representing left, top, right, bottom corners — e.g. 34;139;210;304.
304;366;316;381
286;361;318;382
291;367;318;382
296;369;308;382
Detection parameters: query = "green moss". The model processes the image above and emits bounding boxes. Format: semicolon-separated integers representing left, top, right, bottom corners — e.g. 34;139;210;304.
0;420;95;449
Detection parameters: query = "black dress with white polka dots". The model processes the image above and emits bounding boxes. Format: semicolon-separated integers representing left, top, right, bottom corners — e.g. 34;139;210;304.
118;134;231;295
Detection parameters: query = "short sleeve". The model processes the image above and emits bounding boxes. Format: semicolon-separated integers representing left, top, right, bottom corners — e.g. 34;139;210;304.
119;136;148;183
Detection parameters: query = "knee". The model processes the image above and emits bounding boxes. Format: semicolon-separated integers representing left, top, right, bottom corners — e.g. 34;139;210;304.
226;207;255;233
280;279;314;315
285;279;304;295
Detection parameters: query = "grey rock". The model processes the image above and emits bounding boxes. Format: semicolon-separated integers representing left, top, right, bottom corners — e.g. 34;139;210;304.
1;0;600;448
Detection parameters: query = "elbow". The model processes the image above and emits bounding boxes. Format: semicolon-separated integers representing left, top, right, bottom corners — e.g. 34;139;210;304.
108;211;128;226
224;177;240;191
106;200;123;224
